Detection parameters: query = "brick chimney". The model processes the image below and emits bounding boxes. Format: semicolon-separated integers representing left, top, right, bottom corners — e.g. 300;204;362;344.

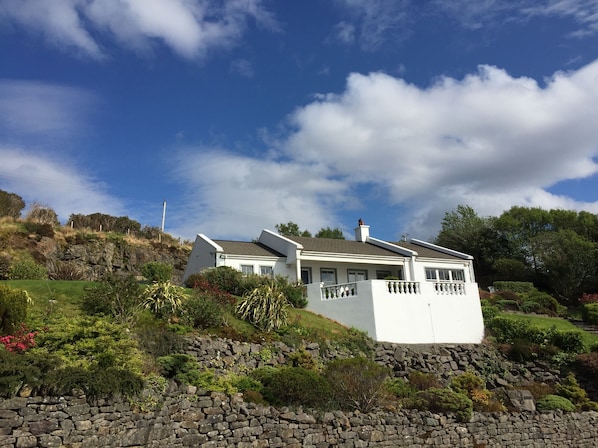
355;219;370;242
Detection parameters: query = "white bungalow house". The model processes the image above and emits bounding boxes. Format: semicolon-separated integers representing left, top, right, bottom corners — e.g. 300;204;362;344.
183;221;485;344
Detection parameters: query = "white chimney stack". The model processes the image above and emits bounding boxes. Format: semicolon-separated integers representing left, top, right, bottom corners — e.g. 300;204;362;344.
355;218;370;242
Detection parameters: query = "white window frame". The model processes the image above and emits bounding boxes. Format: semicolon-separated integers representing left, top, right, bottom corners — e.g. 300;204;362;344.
425;267;465;282
260;266;273;277
241;265;254;275
320;268;337;285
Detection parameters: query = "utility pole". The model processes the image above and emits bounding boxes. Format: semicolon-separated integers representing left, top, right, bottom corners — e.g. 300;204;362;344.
159;200;166;242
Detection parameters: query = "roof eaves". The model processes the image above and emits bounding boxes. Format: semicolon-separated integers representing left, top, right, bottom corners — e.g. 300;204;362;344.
410;238;473;260
366;236;418;257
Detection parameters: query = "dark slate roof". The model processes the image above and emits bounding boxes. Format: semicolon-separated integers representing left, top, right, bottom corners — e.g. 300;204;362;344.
393;241;465;260
285;236;404;257
214;236;468;261
214;241;284;257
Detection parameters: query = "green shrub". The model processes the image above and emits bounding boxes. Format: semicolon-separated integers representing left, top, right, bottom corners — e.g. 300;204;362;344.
324;357;390;412
142;281;187;319
0;254;10;280
23;222;55;238
36;316;144;373
82;274;144;324
46;366;144;399
450;371;499;411
179;292;224;329
494;281;535;294
487;317;545;345
272;275;308;308
417;388;473;422
0;349;62;397
156;354;208;386
407;371;442;390
481;304;500;321
141;262;173;283
548;329;585;354
236;282;289;332
200;266;244;296
0;284;30;335
260;366;332;407
582;303;598;325
135;324;187;357
287;348;318;371
8;255;47;280
506;338;539;362
536;394;576;412
47;260;85;280
524;292;563;316
555;373;589;409
495;299;520;312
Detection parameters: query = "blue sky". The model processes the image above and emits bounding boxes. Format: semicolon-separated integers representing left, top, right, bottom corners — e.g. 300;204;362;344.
1;0;598;242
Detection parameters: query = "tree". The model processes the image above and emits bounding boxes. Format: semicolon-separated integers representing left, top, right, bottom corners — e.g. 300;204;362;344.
0;189;25;218
532;230;597;303
25;203;59;226
434;205;511;283
315;227;345;239
275;222;311;237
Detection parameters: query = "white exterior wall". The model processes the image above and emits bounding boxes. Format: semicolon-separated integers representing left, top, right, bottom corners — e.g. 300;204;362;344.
182;234;220;283
371;281;484;344
306;280;484;344
219;256;293;279
305;282;378;337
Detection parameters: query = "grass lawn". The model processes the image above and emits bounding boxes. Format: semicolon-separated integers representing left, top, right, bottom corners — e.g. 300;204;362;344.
498;312;598;350
2;280;358;348
3;279;93;324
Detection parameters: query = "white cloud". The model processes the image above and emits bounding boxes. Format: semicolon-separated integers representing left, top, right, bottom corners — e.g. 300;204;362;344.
169;60;598;240
169;148;353;240
282;61;598;237
332;0;411;50
230;58;254;78
0;0;278;60
0;147;126;222
0;79;95;140
435;0;598;35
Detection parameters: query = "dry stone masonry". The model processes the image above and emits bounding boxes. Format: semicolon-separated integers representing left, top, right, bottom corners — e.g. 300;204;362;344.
2;338;596;447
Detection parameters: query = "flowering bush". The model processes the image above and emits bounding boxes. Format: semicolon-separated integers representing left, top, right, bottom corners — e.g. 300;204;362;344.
579;293;598;304
0;324;37;353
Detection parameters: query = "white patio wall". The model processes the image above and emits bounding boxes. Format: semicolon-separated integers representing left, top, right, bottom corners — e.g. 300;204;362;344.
306;280;484;344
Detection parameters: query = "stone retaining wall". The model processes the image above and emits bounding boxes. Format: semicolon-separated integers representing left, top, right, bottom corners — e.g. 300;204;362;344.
187;336;561;388
1;388;598;448
3;338;592;447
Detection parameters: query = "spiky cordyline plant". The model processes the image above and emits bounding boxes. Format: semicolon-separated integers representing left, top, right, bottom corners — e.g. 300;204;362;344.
236;282;289;332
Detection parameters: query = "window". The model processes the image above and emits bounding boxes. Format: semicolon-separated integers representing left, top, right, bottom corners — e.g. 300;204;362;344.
425;268;465;282
241;265;254;275
438;269;450;281
348;269;368;282
301;267;312;285
451;269;465;281
260;266;273;277
320;268;337;285
425;268;437;280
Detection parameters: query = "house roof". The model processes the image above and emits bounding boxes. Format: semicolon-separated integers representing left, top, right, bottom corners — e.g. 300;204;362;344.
214;240;284;257
213;236;467;261
393;241;465;260
285;236;406;257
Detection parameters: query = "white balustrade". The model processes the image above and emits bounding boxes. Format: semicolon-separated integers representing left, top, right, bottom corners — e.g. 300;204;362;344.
433;282;465;295
386;280;420;295
321;282;358;300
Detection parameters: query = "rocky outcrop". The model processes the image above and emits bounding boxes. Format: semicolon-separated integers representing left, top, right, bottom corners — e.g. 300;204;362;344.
3;230;190;282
